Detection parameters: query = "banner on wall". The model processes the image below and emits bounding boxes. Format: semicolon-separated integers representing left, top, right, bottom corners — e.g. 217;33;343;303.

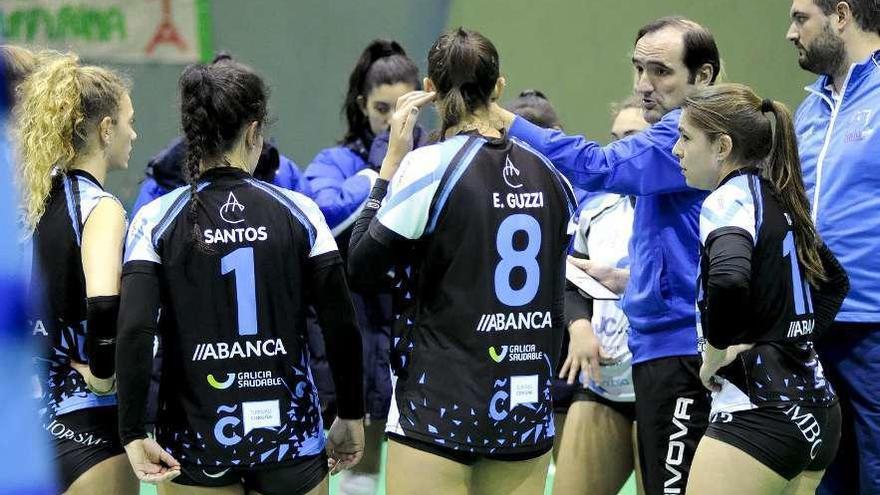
0;0;212;64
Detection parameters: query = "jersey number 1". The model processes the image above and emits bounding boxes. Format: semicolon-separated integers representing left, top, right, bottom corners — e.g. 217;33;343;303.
782;231;814;316
494;214;541;307
221;247;258;335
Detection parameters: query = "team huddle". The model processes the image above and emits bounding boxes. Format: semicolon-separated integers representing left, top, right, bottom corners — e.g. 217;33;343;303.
9;0;880;494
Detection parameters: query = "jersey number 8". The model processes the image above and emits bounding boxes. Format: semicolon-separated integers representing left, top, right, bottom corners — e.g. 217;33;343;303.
494;214;541;307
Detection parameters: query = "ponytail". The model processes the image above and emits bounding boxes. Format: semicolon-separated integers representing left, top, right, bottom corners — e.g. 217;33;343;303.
436;87;468;136
427;28;500;138
684;84;827;286
341;39;419;146
15;54;128;231
763;100;827;285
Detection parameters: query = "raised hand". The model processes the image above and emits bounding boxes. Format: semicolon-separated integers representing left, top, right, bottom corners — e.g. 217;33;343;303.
379;90;436;180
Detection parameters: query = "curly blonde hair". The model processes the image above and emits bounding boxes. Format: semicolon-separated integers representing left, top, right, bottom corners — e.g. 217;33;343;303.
14;54;130;231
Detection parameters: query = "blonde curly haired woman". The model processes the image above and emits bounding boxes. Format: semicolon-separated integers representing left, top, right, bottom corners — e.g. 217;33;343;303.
18;54;139;494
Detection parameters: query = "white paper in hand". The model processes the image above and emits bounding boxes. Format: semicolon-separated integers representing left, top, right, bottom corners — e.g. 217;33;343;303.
565;262;620;300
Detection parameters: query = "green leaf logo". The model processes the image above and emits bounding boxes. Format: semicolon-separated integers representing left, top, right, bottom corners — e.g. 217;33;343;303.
489;346;508;363
207;373;235;390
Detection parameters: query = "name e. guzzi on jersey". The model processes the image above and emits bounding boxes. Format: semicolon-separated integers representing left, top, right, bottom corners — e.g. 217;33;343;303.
492;192;545;209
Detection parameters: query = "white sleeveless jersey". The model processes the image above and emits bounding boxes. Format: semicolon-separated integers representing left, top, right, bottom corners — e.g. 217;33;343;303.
572;194;635;402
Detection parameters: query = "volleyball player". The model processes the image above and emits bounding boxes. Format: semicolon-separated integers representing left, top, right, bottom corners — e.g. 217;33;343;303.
672;84;848;494
348;28;577;494
553;97;648;495
18;54;138;494
116;58;364;494
303;39;423;495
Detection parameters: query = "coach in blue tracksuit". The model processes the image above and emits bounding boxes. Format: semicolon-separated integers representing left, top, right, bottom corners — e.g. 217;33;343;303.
787;2;880;493
492;17;719;494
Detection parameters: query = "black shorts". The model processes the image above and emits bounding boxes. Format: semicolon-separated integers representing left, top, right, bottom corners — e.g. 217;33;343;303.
387;433;551;466
551;377;579;413
573;387;637;422
706;402;842;480
44;406;124;491
632;355;711;495
173;452;327;495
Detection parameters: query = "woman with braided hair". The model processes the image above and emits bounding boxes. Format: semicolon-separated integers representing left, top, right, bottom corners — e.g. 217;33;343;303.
117;58;365;494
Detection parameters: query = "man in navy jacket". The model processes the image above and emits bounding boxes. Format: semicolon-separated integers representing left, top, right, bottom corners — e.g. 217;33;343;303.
787;1;880;493
492;16;719;494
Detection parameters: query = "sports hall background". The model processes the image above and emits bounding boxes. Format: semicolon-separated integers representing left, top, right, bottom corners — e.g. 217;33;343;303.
102;0;810;208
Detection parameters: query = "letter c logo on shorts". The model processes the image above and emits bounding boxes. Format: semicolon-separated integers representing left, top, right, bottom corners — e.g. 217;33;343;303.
489;390;509;421
214;405;242;446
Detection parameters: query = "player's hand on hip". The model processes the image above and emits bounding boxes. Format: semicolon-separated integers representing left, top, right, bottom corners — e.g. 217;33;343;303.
699;360;722;393
326;417;365;474
124;437;181;484
380;90;436;180
561;319;608;385
70;360;116;396
723;343;755;365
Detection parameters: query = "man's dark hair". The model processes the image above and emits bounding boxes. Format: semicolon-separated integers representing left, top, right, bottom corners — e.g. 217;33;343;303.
814;0;880;35
636;16;721;84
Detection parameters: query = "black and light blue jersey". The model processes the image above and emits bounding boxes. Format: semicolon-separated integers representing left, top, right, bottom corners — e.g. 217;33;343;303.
29;170;121;418
376;134;577;456
124;167;338;467
698;170;836;414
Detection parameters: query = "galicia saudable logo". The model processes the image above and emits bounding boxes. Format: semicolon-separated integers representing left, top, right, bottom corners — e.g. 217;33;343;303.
207;373;235;390
489;346;509;363
489;344;543;363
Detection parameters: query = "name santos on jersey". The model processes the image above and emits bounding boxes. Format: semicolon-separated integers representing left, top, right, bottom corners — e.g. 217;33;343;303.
203;226;268;244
